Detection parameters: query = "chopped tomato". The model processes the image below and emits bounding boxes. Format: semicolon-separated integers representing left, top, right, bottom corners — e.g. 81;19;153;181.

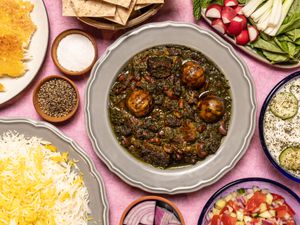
221;214;237;225
211;215;220;225
286;220;295;225
246;192;266;212
220;206;229;214
275;206;292;219
272;193;284;201
228;200;240;211
285;203;295;216
251;218;260;225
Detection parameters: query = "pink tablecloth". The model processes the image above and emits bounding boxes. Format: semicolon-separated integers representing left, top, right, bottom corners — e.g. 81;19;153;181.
0;1;299;224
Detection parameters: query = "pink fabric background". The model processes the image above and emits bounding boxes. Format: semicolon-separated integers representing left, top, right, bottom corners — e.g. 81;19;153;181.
1;0;299;224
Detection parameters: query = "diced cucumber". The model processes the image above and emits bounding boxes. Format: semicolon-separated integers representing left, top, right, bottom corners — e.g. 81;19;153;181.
259;211;272;218
215;199;226;210
279;147;300;171
236;222;245;225
237;211;244;221
259;203;267;213
225;193;233;202
212;208;221;215
270;92;298;120
266;193;273;205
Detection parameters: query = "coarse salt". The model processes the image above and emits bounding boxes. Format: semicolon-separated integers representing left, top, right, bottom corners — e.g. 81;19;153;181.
57;34;95;72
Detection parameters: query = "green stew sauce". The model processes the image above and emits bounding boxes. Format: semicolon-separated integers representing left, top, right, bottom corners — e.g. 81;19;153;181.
109;45;232;169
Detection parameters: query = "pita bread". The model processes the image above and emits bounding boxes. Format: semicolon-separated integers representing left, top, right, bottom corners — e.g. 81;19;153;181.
71;0;116;17
137;0;163;3
105;0;137;25
102;0;131;8
62;0;76;16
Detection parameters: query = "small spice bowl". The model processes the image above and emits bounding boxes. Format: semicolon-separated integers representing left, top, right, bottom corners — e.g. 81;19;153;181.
51;29;98;76
119;196;185;225
33;75;79;123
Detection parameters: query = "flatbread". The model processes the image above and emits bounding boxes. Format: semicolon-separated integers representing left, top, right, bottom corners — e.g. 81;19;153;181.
105;0;137;25
62;0;76;16
71;0;116;17
134;3;151;10
102;0;131;8
0;0;36;77
137;0;163;3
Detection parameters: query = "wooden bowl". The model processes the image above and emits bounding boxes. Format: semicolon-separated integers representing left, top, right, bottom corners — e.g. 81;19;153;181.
119;196;185;225
78;4;163;31
33;75;80;123
51;29;98;76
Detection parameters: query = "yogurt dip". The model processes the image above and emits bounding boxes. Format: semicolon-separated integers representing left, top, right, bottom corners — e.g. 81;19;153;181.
263;77;300;178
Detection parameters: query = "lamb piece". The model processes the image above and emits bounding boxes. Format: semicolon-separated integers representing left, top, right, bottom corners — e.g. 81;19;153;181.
154;206;181;225
140;143;170;168
147;56;173;78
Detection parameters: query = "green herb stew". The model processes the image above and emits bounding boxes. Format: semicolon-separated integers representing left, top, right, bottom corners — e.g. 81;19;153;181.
109;45;232;168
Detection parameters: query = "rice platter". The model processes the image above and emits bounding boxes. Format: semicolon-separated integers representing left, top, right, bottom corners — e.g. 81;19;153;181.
0;131;90;225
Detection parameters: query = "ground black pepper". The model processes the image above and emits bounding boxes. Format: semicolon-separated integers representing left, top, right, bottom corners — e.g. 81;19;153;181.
37;78;77;117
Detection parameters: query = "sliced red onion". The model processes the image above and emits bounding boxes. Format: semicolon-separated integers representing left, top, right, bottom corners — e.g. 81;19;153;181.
124;201;156;225
155;206;181;225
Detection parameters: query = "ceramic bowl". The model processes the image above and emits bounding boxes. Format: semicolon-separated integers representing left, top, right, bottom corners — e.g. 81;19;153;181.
51;29;98;76
197;177;300;225
259;71;300;183
33;75;79;123
85;21;256;194
119;196;185;225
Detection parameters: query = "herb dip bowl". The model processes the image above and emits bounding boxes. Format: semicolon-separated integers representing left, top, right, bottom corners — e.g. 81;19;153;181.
197;177;300;225
33;75;79;123
259;71;300;183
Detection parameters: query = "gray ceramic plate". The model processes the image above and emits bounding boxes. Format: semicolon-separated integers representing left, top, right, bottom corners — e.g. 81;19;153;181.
85;21;256;194
0;118;109;225
201;13;300;69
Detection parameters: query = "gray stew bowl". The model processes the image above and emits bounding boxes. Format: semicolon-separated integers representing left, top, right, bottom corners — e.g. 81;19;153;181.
85;21;256;194
0;118;109;225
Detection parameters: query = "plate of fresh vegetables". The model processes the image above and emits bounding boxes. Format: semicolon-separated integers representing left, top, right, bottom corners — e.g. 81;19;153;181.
193;0;300;68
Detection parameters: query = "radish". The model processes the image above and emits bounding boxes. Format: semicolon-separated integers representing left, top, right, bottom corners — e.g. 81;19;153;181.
212;18;228;34
236;30;250;45
221;6;237;24
224;0;238;7
233;5;244;15
205;4;223;19
247;25;259;42
227;16;245;36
